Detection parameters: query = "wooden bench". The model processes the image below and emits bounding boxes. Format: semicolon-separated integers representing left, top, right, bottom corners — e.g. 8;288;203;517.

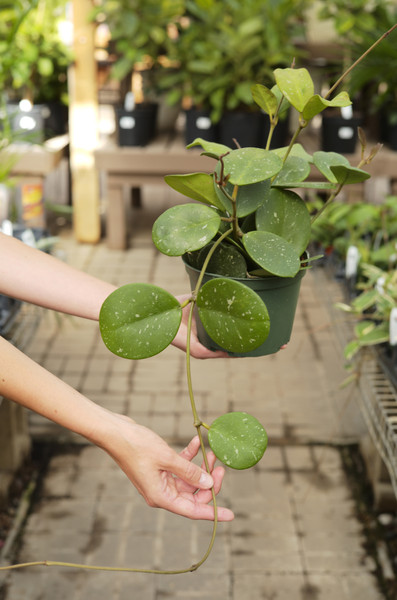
94;133;215;249
95;131;397;250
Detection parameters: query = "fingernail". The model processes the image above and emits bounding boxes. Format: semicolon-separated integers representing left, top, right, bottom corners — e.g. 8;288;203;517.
199;472;213;488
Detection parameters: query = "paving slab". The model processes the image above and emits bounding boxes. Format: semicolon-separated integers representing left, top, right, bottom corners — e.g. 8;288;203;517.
0;185;392;599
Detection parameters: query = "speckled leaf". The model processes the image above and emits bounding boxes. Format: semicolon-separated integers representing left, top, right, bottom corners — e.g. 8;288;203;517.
223;148;282;186
313;151;351;183
214;175;271;217
197;278;270;353
164;173;225;210
272;156;310;186
152;204;221;256
208;412;268;469
99;284;182;359
272;143;313;163
197;242;247;277
243;231;301;277
255;188;311;255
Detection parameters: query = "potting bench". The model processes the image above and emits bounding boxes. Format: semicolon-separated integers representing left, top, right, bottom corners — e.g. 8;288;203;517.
95;130;397;250
94;132;216;249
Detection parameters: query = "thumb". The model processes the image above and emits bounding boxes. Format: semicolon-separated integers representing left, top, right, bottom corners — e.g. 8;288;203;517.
171;454;214;489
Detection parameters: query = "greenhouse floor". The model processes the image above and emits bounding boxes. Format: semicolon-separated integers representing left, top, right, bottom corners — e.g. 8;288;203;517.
0;186;396;599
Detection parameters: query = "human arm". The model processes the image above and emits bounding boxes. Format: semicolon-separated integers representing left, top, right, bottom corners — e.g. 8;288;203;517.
0;335;233;520
0;232;226;357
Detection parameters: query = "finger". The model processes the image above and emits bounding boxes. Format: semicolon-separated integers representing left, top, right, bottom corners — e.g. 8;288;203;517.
179;436;201;462
169;452;214;490
194;466;226;504
167;496;235;521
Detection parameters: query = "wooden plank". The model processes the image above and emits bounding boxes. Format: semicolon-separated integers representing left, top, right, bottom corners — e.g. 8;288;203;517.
69;0;101;243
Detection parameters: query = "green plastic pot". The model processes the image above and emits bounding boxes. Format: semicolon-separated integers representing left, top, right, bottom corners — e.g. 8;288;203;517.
183;257;305;357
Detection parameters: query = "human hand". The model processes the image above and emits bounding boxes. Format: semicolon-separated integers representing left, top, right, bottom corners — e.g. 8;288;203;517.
172;294;228;358
103;416;234;521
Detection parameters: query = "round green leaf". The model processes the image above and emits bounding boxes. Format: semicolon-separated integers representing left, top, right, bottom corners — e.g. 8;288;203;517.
197;278;270;353
255;188;311;255
208;412;268;469
198;242;247;278
243;231;301;277
214;175;271;217
152;204;221;256
272;156;310;186
223;147;282;186
99;284;182;359
164;173;225;210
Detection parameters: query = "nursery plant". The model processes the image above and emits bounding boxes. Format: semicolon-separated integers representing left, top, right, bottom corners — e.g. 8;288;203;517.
1;23;396;579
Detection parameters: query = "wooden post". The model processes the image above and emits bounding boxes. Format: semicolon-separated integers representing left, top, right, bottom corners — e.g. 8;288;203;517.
69;0;101;243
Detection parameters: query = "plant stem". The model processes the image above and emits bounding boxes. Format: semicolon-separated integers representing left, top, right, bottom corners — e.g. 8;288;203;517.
325;23;397;99
311;184;343;224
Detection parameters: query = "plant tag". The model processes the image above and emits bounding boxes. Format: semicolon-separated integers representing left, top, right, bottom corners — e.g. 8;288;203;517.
389;307;397;346
21;228;36;248
119;116;135;129
376;276;385;294
341;105;353;119
124;92;135;111
338;126;354;140
196;116;212;130
1;219;13;236
345;245;360;278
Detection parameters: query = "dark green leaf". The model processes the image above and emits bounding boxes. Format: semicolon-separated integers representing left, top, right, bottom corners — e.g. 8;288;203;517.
197;278;270;352
214;176;271;217
99;284;181;359
208;412;268;469
152;204;221;256
164;173;225;210
255;188;311;255
198;243;247;277
243;231;301;277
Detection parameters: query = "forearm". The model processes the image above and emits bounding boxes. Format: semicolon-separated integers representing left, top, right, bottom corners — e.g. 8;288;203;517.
0;335;117;445
0;233;116;320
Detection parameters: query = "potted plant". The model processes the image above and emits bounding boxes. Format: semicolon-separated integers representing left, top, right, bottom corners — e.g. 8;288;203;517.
92;0;184;144
162;0;310;146
98;63;377;466
1;0;71;142
335;262;397;387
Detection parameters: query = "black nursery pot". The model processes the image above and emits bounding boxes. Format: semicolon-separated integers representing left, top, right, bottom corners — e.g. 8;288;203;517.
116;103;158;147
183;257;306;357
218;110;263;148
321;114;362;153
185;109;218;145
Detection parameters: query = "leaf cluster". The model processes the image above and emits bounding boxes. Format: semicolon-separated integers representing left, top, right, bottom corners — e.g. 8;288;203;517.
336;263;397;361
0;0;72;104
